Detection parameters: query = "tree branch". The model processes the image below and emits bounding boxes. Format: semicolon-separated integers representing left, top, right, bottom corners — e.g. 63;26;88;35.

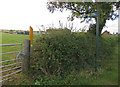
67;7;86;15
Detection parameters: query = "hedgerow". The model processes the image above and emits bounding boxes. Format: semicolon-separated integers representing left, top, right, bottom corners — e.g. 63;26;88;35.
30;29;116;81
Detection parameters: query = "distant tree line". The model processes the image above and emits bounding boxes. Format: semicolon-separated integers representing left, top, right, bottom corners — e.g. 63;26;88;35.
2;30;29;35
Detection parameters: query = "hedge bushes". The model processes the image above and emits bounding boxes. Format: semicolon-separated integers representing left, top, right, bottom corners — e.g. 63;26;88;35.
30;29;116;81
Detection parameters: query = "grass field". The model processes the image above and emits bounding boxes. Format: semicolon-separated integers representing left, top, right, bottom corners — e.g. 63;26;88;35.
1;33;29;59
1;32;119;85
1;33;30;85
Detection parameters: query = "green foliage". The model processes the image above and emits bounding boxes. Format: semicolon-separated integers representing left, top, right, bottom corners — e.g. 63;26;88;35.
2;32;118;85
87;24;96;35
98;35;118;66
30;29;116;83
47;2;119;35
34;71;89;85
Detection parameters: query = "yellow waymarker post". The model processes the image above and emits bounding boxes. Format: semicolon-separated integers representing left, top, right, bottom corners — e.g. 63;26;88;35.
29;26;33;47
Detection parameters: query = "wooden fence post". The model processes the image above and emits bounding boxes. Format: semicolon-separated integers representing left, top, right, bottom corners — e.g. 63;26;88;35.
22;39;30;73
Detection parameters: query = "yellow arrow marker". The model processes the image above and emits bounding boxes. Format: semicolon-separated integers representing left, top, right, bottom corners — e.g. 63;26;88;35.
88;14;90;17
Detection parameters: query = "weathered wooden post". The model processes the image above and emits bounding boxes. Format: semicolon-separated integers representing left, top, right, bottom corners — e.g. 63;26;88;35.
22;26;33;73
22;39;30;73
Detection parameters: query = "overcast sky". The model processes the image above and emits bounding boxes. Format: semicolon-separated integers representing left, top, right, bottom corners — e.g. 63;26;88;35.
0;0;118;34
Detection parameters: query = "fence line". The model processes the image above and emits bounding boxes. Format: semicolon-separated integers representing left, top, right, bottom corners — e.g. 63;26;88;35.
0;43;22;47
0;51;20;55
0;70;22;79
0;66;21;73
0;43;23;82
0;58;22;63
0;62;22;69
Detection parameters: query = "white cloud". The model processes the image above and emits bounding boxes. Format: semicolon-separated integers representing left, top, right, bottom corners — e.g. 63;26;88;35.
0;0;118;33
0;0;72;30
102;18;118;34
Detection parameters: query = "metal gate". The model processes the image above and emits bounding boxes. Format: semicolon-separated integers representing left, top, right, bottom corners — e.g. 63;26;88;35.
0;43;23;82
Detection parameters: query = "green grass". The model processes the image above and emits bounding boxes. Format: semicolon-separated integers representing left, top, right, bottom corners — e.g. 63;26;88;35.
88;44;118;85
1;33;118;85
2;33;29;44
80;35;118;85
1;33;29;61
87;35;118;85
2;32;29;52
1;33;30;85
